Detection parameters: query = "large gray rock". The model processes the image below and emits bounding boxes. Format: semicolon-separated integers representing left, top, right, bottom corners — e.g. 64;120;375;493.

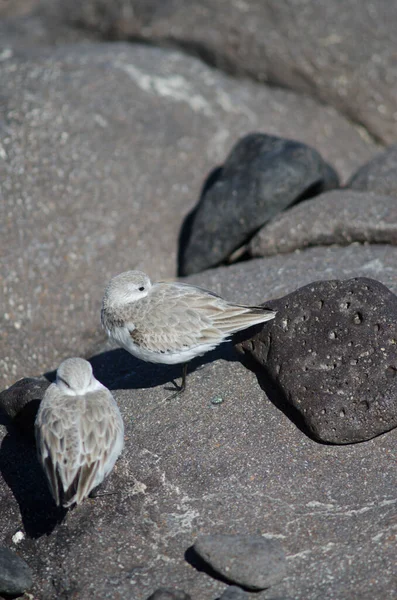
1;244;397;600
0;0;40;18
193;534;286;590
348;144;397;198
0;546;33;596
0;0;97;49
186;244;397;303
249;190;397;258
56;0;397;144
179;134;338;275
0;42;377;390
238;277;397;443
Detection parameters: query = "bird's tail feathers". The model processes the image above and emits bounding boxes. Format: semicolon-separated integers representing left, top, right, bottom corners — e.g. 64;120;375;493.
214;305;276;334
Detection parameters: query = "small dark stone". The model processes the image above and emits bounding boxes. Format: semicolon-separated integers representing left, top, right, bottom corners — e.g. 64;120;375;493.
0;378;50;438
179;133;339;275
0;546;33;596
348;144;397;198
146;588;192;600
238;277;397;443
193;534;286;590
218;585;250;599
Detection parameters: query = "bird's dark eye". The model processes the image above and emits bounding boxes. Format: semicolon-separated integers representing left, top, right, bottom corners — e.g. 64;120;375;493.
139;286;145;291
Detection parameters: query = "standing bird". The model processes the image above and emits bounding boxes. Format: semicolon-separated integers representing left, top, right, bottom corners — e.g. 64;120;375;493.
101;270;276;396
35;357;124;508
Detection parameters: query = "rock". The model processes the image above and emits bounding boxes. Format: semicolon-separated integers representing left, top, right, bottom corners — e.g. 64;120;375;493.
186;244;397;305
0;378;49;421
218;586;250;599
1;246;397;599
0;0;40;18
0;0;97;50
348;145;397;199
0;377;49;438
249;190;397;258
146;589;192;600
179;134;339;275
238;277;397;444
193;534;286;590
0;547;33;596
0;42;377;390
56;0;397;144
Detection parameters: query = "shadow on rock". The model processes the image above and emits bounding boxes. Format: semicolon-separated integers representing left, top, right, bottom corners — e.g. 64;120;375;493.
177;165;222;277
238;352;319;443
184;545;234;588
0;428;66;538
78;340;243;392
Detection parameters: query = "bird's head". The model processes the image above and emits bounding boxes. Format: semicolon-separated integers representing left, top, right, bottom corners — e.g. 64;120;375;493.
102;270;152;309
56;357;97;395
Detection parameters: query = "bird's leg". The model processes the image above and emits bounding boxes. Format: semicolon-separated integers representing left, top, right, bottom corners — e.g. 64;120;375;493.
180;362;188;393
166;363;188;400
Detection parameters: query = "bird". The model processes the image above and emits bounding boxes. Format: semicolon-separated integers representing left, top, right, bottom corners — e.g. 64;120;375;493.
101;270;276;397
35;357;124;508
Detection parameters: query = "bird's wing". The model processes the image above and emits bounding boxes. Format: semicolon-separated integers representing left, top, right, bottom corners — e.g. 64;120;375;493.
73;390;124;505
35;389;123;507
127;283;275;352
35;387;82;507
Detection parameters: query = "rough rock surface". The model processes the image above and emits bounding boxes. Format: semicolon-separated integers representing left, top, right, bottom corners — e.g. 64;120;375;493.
193;534;286;590
0;0;41;18
219;586;250;600
147;588;192;600
249;190;397;258
348;144;397;199
0;378;50;439
0;43;377;390
1;245;397;600
238;278;397;444
0;0;97;49
0;546;33;596
179;134;338;275
56;0;397;144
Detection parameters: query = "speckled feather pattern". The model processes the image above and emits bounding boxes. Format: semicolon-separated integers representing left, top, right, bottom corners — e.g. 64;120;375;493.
35;363;124;508
126;283;272;351
101;273;276;363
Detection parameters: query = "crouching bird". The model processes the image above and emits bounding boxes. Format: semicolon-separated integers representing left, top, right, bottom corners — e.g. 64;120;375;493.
101;270;276;397
35;357;124;507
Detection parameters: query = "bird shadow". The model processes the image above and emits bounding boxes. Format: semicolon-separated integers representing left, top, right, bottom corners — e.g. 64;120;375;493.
54;339;245;393
61;324;266;392
0;419;67;538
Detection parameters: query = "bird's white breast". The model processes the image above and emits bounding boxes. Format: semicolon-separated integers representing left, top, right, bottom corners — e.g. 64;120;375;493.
107;324;221;365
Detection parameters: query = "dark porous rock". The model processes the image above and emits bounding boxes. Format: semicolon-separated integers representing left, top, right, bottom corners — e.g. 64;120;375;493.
193;534;286;590
0;378;49;438
0;547;33;596
249;190;397;258
348;145;397;199
146;589;192;600
238;277;397;444
218;585;250;599
179;134;339;275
